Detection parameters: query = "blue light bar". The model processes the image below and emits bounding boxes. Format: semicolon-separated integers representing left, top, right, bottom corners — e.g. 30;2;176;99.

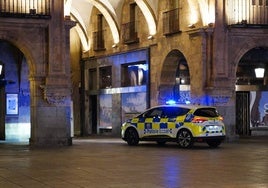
166;100;176;105
185;100;191;104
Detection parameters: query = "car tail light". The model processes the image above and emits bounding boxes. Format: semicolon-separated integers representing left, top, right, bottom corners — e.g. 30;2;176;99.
191;117;208;123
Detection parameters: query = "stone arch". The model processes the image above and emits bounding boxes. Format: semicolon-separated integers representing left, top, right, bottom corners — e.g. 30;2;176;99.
235;46;268;136
158;49;190;104
0;39;33;141
0;31;47;143
0;35;39;77
236;47;268;86
230;38;268;80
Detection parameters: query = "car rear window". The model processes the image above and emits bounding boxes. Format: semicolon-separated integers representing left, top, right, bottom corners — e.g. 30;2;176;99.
193;108;219;117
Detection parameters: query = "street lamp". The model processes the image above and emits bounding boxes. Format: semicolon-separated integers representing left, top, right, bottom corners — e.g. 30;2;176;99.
0;63;3;77
255;68;265;78
0;62;6;87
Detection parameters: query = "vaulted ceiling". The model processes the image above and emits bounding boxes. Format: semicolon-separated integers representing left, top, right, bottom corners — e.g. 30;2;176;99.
65;0;158;51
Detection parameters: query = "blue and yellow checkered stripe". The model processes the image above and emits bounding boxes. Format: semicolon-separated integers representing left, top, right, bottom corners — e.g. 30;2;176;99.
130;117;184;130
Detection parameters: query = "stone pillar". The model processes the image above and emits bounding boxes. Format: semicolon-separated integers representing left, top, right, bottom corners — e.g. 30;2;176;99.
29;74;72;147
29;0;75;147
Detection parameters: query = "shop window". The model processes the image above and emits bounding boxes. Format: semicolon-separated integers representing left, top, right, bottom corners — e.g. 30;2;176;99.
99;66;112;89
121;63;148;87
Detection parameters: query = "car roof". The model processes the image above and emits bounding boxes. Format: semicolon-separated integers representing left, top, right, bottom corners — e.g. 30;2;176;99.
148;104;216;110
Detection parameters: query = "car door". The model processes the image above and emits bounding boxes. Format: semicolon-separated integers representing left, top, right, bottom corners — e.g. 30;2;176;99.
165;106;190;137
142;107;163;137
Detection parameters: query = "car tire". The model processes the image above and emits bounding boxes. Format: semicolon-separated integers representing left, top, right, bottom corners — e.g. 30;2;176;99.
125;128;139;146
206;139;221;148
177;129;193;148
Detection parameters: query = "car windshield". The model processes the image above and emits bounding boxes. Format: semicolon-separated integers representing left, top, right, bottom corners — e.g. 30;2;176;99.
193;108;219;118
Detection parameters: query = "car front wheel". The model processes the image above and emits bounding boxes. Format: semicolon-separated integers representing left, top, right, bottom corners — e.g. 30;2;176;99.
177;129;193;148
125;128;139;146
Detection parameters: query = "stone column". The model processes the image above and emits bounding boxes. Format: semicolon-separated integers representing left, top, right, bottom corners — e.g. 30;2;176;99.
30;0;75;146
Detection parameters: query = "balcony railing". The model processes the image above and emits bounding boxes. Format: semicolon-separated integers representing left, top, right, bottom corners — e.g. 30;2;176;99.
93;30;105;51
226;0;268;26
122;21;139;44
163;8;180;35
0;0;51;19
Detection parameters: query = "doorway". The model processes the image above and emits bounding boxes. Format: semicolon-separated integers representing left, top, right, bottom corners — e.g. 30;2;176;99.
158;50;190;104
236;92;250;136
236;47;268;136
91;95;97;134
0;40;30;143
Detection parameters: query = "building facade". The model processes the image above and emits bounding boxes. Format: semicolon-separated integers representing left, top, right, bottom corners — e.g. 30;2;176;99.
0;0;267;146
70;0;268;139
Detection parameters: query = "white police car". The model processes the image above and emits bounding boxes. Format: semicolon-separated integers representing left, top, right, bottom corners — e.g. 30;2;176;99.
121;104;225;148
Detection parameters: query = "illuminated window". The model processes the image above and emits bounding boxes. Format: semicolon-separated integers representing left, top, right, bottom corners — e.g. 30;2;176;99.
227;0;268;25
99;66;112;89
121;63;148;87
0;0;51;18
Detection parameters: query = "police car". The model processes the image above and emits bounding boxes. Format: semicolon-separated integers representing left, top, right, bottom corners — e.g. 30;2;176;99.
121;104;225;148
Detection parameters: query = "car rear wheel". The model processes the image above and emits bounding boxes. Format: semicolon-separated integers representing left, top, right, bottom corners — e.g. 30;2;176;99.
125;128;139;146
206;139;221;148
177;129;193;148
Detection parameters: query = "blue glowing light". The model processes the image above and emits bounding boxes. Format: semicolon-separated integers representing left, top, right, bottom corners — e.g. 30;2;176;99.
185;100;191;104
166;100;177;105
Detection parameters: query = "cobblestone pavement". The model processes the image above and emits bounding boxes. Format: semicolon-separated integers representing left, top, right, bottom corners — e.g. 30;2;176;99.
0;136;267;188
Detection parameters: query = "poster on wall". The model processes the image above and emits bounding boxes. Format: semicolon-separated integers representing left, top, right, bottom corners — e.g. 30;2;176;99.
250;91;268;128
99;94;112;128
122;92;147;121
6;93;18;115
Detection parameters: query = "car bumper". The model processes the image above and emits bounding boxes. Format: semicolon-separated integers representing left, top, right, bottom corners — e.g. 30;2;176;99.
194;136;226;142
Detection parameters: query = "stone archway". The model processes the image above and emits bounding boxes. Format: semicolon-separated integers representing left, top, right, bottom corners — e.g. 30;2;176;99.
0;7;75;146
0;40;30;142
158;50;190;104
236;47;268;136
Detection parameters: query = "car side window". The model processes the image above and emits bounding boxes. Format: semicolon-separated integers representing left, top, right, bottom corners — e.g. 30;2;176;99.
143;108;163;118
162;107;190;118
194;108;219;117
